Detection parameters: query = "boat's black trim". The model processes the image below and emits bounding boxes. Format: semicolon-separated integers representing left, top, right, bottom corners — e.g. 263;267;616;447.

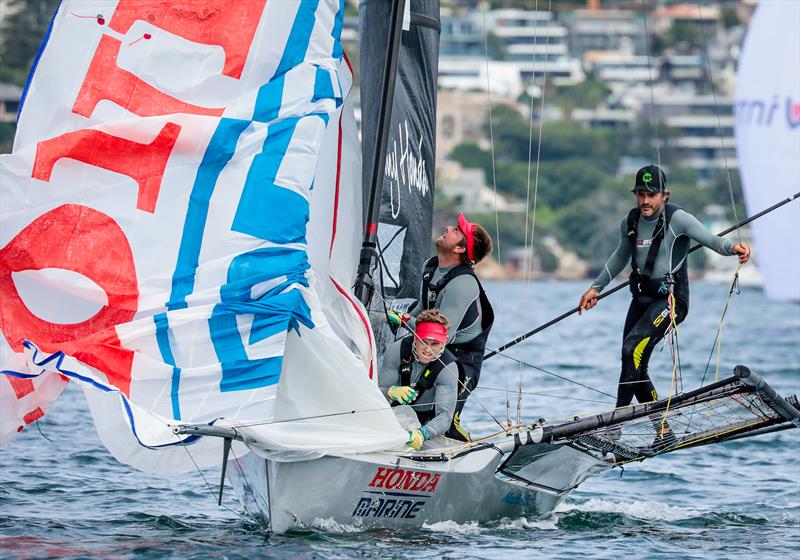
496;469;581;497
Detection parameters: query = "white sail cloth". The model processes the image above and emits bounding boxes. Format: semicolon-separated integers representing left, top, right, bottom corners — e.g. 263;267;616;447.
734;1;800;301
0;0;406;472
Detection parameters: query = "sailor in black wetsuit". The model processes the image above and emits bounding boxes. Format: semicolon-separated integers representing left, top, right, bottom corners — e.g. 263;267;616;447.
380;309;459;449
387;213;494;442
578;166;750;430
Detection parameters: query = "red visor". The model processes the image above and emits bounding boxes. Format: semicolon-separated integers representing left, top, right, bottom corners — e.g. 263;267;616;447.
415;322;448;345
457;212;475;262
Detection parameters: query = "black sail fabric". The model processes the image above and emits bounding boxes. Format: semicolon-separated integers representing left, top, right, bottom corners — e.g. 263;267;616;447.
359;0;441;310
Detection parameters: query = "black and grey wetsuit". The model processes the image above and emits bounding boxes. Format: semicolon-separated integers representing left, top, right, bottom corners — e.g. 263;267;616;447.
380;337;459;439
592;204;736;408
407;257;495;441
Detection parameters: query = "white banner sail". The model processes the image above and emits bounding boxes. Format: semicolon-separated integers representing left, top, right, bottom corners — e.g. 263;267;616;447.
1;0;406;472
734;0;800;301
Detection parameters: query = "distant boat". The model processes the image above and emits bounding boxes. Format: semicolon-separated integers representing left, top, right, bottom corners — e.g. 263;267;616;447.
734;0;800;301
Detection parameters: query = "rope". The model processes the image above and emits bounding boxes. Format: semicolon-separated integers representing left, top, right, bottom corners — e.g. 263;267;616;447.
659;291;681;437
689;261;742;437
480;3;509;426
695;0;742;245
517;0;554;426
640;0;662;169
486;346;616;399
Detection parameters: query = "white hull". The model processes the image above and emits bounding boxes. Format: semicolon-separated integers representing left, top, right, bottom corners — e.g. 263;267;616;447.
227;429;612;531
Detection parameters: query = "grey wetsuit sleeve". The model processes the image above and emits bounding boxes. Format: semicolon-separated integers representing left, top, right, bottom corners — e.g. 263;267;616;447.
422;362;458;438
591;218;632;292
379;340;404;398
671;209;735;256
436;274;480;344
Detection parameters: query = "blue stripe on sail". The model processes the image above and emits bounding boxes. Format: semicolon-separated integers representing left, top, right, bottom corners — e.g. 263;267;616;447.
231;117;309;245
154;313;182;421
253;0;320;123
12;341;203;449
220;246;310;302
312;66;336;104
332;0;344;59
167;118;250;311
210;248;314;393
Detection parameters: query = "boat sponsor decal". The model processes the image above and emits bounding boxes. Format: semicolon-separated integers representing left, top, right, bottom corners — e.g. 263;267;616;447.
351;467;441;519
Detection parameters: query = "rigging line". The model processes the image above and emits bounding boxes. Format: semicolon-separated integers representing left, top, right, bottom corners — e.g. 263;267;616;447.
485;346;616;399
175;433;251;523
518;0;540;436
216;390;521;432
485;192;800;359
477;385;611;405
695;0;742;245
660;291;682;437
687;265;741;432
641;0;662;168
480;3;509;425
518;0;555;426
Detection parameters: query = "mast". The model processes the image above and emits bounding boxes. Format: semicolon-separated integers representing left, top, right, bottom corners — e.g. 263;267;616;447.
354;0;407;307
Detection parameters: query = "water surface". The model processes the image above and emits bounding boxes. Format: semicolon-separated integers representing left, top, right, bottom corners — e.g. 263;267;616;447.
2;281;798;559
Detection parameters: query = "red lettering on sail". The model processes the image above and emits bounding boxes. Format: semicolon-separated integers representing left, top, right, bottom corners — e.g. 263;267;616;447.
0;205;138;395
22;407;45;425
7;376;35;399
108;0;267;79
32;123;180;213
73;35;223;118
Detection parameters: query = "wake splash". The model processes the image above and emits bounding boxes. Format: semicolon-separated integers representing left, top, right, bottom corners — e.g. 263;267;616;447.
557;498;701;522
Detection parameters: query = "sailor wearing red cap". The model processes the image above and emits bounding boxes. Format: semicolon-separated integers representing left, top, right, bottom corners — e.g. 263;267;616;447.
380;309;459;450
387;212;494;442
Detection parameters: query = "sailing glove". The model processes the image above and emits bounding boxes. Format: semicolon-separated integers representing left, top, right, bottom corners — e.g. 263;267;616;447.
407;429;425;450
387;385;418;404
386;310;410;328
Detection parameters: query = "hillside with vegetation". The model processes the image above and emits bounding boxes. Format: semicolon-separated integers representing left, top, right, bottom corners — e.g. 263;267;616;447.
445;103;744;274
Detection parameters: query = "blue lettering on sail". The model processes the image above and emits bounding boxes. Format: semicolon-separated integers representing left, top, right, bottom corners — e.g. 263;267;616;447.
232;118;309;245
168;118;251;311
254;0;321;123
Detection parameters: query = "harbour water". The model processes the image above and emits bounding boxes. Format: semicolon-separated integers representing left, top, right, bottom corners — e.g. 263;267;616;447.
1;281;798;559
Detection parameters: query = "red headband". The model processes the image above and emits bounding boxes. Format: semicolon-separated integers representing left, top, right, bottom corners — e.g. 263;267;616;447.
415;322;448;345
457;212;475;262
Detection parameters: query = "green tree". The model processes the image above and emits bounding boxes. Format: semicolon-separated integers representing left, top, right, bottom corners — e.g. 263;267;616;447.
552;75;610;113
0;0;60;85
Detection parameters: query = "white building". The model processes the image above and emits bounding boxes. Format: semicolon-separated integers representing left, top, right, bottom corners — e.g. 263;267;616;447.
644;94;737;182
566;9;646;65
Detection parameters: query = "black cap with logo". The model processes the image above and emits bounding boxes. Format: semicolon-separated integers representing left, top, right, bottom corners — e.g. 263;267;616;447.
632;165;667;193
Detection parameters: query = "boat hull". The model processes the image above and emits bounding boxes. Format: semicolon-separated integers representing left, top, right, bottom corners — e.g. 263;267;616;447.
227;436;611;531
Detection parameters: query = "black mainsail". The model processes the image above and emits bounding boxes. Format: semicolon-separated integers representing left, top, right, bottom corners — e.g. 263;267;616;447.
357;0;441;321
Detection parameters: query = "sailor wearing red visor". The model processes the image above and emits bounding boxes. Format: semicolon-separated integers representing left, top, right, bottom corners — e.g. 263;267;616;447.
387;212;494;442
380;309;459;450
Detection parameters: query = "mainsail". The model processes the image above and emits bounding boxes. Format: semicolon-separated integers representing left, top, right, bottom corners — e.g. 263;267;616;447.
359;0;441;308
734;0;800;301
0;0;407;472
